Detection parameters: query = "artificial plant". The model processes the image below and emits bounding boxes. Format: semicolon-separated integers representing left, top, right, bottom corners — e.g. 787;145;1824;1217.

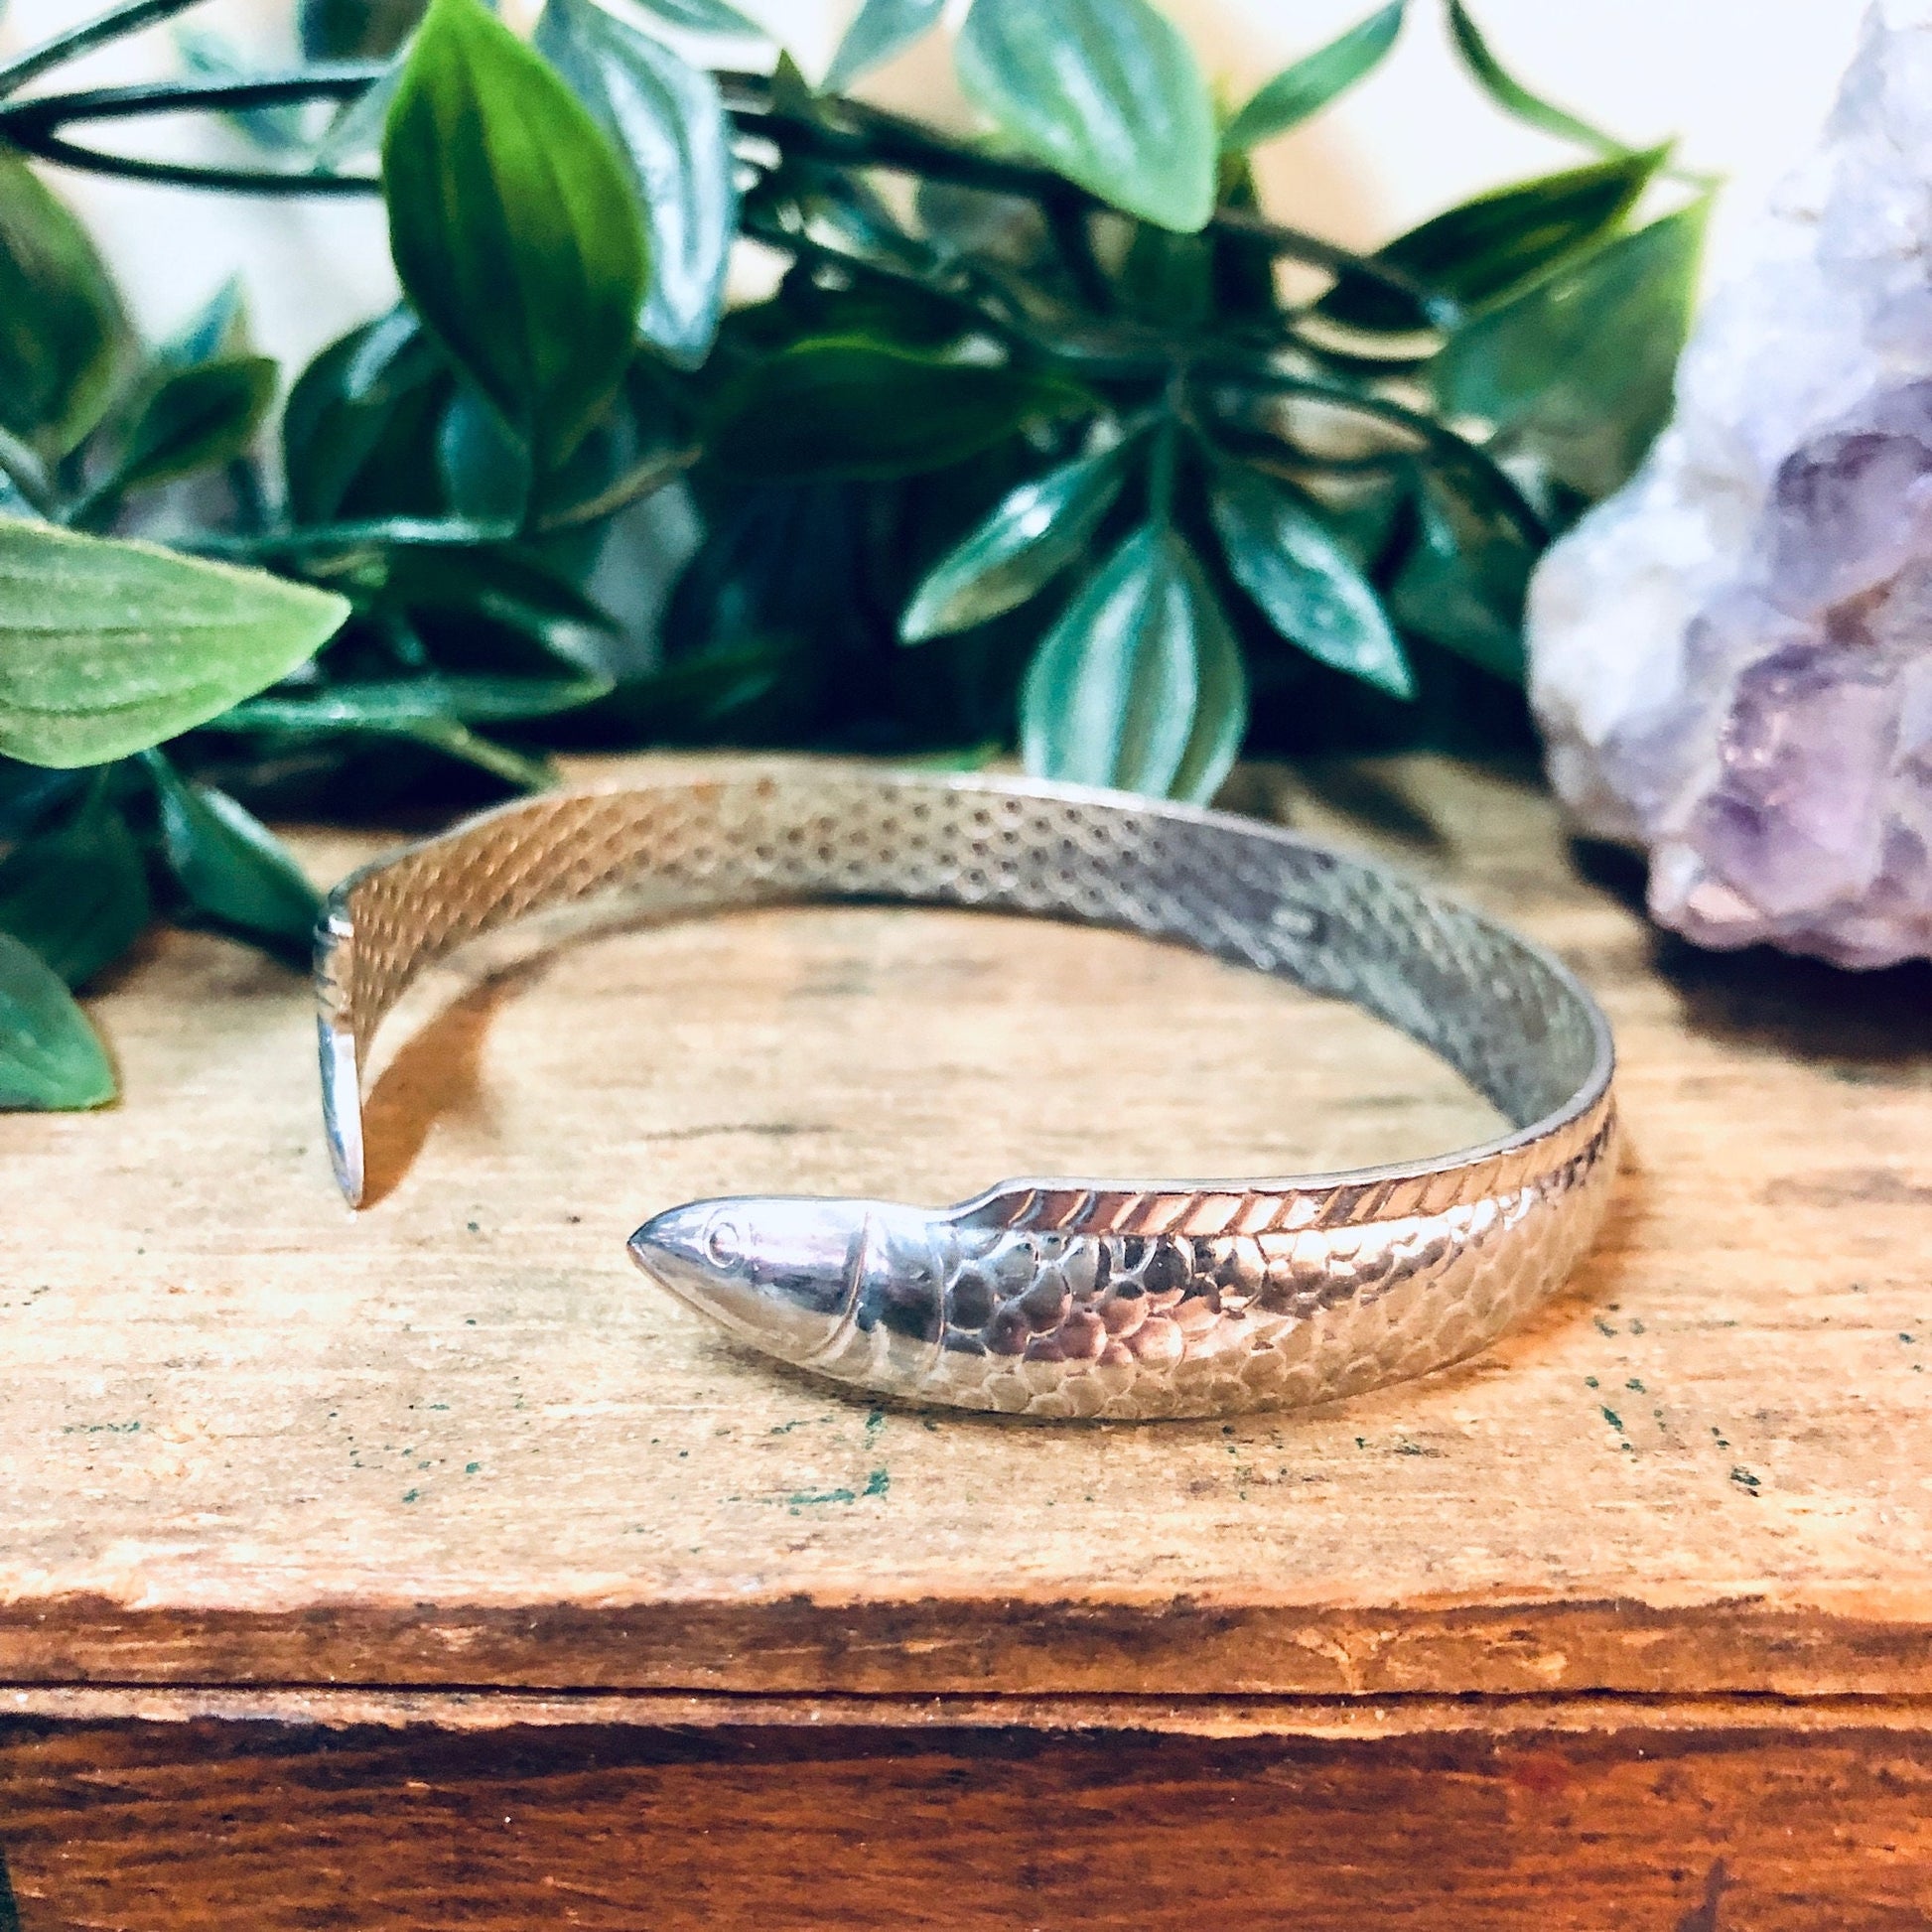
0;0;1708;1105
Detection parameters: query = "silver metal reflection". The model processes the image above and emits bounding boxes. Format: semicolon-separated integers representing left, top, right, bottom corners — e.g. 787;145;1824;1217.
318;762;1618;1421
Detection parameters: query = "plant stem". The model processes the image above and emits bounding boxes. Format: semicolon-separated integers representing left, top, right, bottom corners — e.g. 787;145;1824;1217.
0;67;385;194
535;446;700;533
1202;364;1547;542
724;81;1449;320
1043;199;1112;314
1147;377;1185;528
0;0;207;99
0;54;1458;336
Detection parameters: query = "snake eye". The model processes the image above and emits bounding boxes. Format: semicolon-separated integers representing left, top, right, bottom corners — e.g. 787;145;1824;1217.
705;1215;744;1268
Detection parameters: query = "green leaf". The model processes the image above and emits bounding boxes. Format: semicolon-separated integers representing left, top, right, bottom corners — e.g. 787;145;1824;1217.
1434;199;1708;499
282;309;448;523
391;716;557;788
1118;222;1211;331
379;543;618;640
624;0;759;32
552;636;796;742
0;929;115;1110
1321;148;1666;333
901;442;1127;641
0;759;81;842
220;670;610;731
437;383;530;522
1221;2;1403;152
1446;0;1621;157
535;0;737;368
191;515;518;563
825;0;946;91
382;0;648;471
1021;525;1247;801
1387;471;1533;680
303;0;426;59
0;774;150;986
143;753;321;966
708;339;1086;482
0;523;350;768
1208;465;1412;699
104;355;279;498
0;153;129;459
956;0;1216;233
161;278;249;367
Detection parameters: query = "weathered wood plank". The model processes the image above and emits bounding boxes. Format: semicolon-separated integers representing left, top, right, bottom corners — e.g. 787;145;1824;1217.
1;757;1928;1699
3;1705;1930;1930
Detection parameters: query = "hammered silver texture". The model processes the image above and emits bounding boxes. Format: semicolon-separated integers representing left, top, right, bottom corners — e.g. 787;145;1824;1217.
316;761;1618;1421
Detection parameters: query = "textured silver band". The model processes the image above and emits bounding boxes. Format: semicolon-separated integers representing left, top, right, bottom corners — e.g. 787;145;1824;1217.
316;761;1617;1420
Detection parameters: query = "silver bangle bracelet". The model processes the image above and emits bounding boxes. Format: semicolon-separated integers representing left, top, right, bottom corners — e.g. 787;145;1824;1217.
316;762;1618;1422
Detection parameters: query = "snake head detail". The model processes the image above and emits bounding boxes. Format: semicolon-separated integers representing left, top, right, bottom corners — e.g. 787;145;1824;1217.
629;1195;875;1364
629;1194;960;1378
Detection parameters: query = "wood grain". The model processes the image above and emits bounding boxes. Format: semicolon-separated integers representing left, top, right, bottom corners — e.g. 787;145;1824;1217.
1;756;1929;1701
3;1705;1931;1930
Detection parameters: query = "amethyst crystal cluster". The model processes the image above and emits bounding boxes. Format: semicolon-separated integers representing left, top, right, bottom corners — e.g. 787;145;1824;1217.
1528;1;1932;967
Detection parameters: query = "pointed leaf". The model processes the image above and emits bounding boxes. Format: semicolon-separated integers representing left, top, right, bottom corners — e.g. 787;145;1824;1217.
1170;570;1247;805
145;754;321;966
283;309;446;523
0;776;150;986
1434;199;1708;498
707;339;1086;482
161;278;249;367
1387;472;1533;680
302;0;425;59
437;383;531;521
957;0;1216;233
0;153;129;459
382;0;649;471
1021;525;1248;800
901;444;1127;641
1446;0;1620;157
1222;3;1403;152
536;0;737;367
219;671;611;731
1208;465;1412;698
825;0;945;91
624;0;759;31
0;523;349;768
379;544;618;637
1321;148;1666;333
393;716;557;788
0;929;115;1110
107;355;279;498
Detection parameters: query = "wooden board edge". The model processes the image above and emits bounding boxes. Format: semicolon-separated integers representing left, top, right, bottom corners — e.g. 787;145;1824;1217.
5;1591;1932;1699
9;1684;1932;1740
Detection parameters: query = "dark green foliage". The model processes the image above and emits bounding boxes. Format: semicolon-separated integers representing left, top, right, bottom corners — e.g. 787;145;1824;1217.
0;0;1710;1103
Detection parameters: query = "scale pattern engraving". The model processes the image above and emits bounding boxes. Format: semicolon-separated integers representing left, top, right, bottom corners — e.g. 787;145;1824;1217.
318;763;1617;1419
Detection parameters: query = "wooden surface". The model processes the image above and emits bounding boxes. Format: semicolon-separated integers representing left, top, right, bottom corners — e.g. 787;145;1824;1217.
2;755;1931;1703
3;1700;1931;1930
6;752;1932;1925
